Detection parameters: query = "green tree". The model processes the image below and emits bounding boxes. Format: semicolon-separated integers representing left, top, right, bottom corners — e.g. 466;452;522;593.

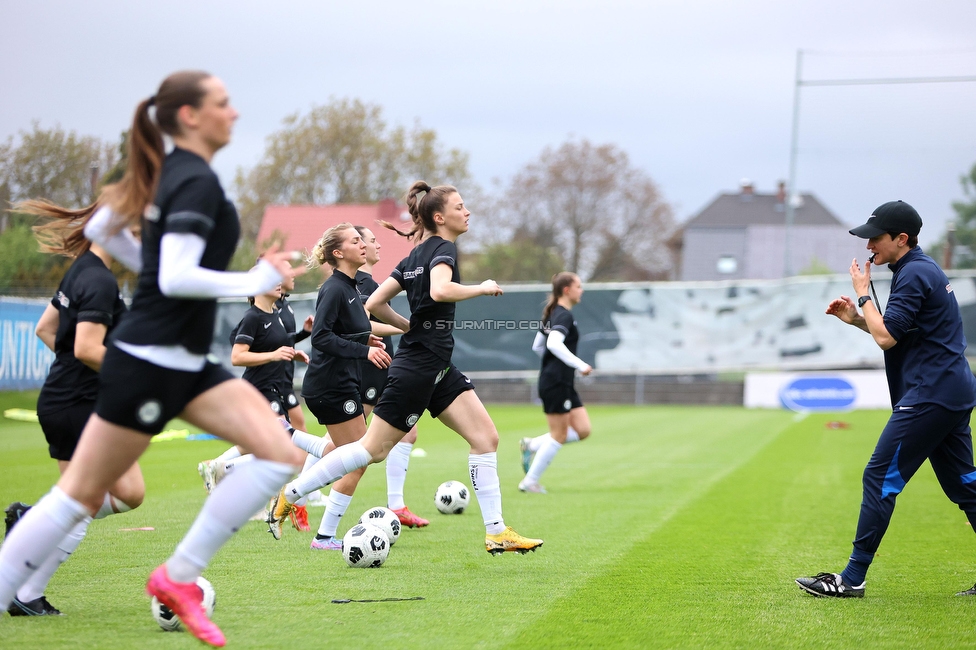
490;139;674;281
234;98;472;242
463;225;565;283
0;124;118;295
930;162;976;269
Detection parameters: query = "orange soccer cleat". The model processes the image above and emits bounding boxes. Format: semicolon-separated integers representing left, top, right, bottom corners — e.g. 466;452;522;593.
290;504;311;532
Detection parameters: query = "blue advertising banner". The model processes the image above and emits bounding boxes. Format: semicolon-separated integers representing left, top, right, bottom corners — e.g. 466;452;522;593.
0;298;54;390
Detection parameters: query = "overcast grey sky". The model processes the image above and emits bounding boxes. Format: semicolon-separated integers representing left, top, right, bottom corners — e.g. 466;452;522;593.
2;1;976;247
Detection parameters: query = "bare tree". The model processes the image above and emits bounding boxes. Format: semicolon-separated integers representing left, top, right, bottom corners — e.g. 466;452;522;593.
234;98;472;241
496;139;674;280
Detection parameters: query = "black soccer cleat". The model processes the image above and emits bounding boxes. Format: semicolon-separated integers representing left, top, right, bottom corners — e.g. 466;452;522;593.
956;582;976;596
8;596;62;616
796;572;865;598
4;502;31;538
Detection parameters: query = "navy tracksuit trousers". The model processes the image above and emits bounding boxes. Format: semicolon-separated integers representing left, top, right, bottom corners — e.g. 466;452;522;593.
851;403;976;566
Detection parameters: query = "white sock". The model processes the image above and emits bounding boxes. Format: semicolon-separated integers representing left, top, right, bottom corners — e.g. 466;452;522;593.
166;458;297;583
529;427;579;452
215;446;242;463
221;454;254;479
0;487;90;611
526;438;562;483
318;489;353;538
16;517;91;603
386;442;412;510
285;442;372;504
94;493;133;519
291;429;329;458
469;453;505;535
294;454;319;507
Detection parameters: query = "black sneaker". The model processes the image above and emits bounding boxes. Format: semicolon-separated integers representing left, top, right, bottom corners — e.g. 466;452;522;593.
8;596;62;616
796;572;865;598
4;502;31;538
956;583;976;596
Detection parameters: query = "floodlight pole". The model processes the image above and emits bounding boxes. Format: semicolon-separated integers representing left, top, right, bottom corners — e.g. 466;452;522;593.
784;50;803;278
782;54;976;277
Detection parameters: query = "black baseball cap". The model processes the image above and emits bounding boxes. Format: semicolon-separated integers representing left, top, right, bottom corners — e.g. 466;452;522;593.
849;200;922;239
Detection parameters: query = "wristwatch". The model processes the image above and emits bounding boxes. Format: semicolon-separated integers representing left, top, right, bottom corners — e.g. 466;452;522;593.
857;295;872;308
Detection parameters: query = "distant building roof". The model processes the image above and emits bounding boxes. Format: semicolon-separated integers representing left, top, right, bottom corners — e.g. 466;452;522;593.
257;199;416;282
686;185;844;229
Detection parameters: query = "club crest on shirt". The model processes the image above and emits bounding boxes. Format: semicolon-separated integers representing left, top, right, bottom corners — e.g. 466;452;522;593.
144;205;161;222
137;399;162;426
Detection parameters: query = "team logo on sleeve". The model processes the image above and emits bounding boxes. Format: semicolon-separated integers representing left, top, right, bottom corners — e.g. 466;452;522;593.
406;413;420;427
137;400;162;426
57;291;70;308
343;400;358;415
144;205;161;222
434;367;449;384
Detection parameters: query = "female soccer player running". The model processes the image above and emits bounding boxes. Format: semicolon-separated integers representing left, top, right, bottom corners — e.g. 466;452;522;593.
198;282;314;528
519;272;593;494
269;182;543;555
355;225;428;529
3;204;145;616
232;284;309;421
277;273;314;430
0;71;304;647
268;224;393;545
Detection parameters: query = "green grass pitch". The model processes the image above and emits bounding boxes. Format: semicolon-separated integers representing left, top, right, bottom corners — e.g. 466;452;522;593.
2;390;976;648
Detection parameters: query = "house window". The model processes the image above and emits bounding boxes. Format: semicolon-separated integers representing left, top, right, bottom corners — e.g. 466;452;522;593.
717;255;737;274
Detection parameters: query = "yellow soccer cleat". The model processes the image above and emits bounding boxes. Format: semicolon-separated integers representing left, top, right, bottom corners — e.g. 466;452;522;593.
266;487;294;540
485;526;544;555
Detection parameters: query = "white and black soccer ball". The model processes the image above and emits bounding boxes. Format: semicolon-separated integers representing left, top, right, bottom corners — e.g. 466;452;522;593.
434;480;470;514
342;523;390;568
358;506;401;545
151;576;216;632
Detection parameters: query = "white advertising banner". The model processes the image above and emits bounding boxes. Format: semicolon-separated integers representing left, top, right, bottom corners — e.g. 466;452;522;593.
745;370;891;411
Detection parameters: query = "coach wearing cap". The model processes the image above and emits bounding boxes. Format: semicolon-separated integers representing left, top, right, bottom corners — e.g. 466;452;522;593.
796;200;976;599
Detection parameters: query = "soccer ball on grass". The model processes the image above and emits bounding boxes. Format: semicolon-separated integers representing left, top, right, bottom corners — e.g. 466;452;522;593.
342;523;390;568
358;506;401;545
434;480;470;514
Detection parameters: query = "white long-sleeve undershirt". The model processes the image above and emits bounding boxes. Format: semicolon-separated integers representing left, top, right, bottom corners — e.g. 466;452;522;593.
83;205;142;272
532;330;589;371
158;233;281;299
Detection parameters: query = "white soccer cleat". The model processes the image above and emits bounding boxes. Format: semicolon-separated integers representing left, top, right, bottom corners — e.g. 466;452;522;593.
197;460;217;494
518;479;547;494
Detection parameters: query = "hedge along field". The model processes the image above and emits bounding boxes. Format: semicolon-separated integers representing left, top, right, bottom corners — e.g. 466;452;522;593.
1;390;973;649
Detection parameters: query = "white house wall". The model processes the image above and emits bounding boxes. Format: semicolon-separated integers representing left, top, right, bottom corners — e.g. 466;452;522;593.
746;225;870;279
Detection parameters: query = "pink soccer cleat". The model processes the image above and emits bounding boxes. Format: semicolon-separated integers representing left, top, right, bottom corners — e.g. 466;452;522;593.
146;565;226;647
